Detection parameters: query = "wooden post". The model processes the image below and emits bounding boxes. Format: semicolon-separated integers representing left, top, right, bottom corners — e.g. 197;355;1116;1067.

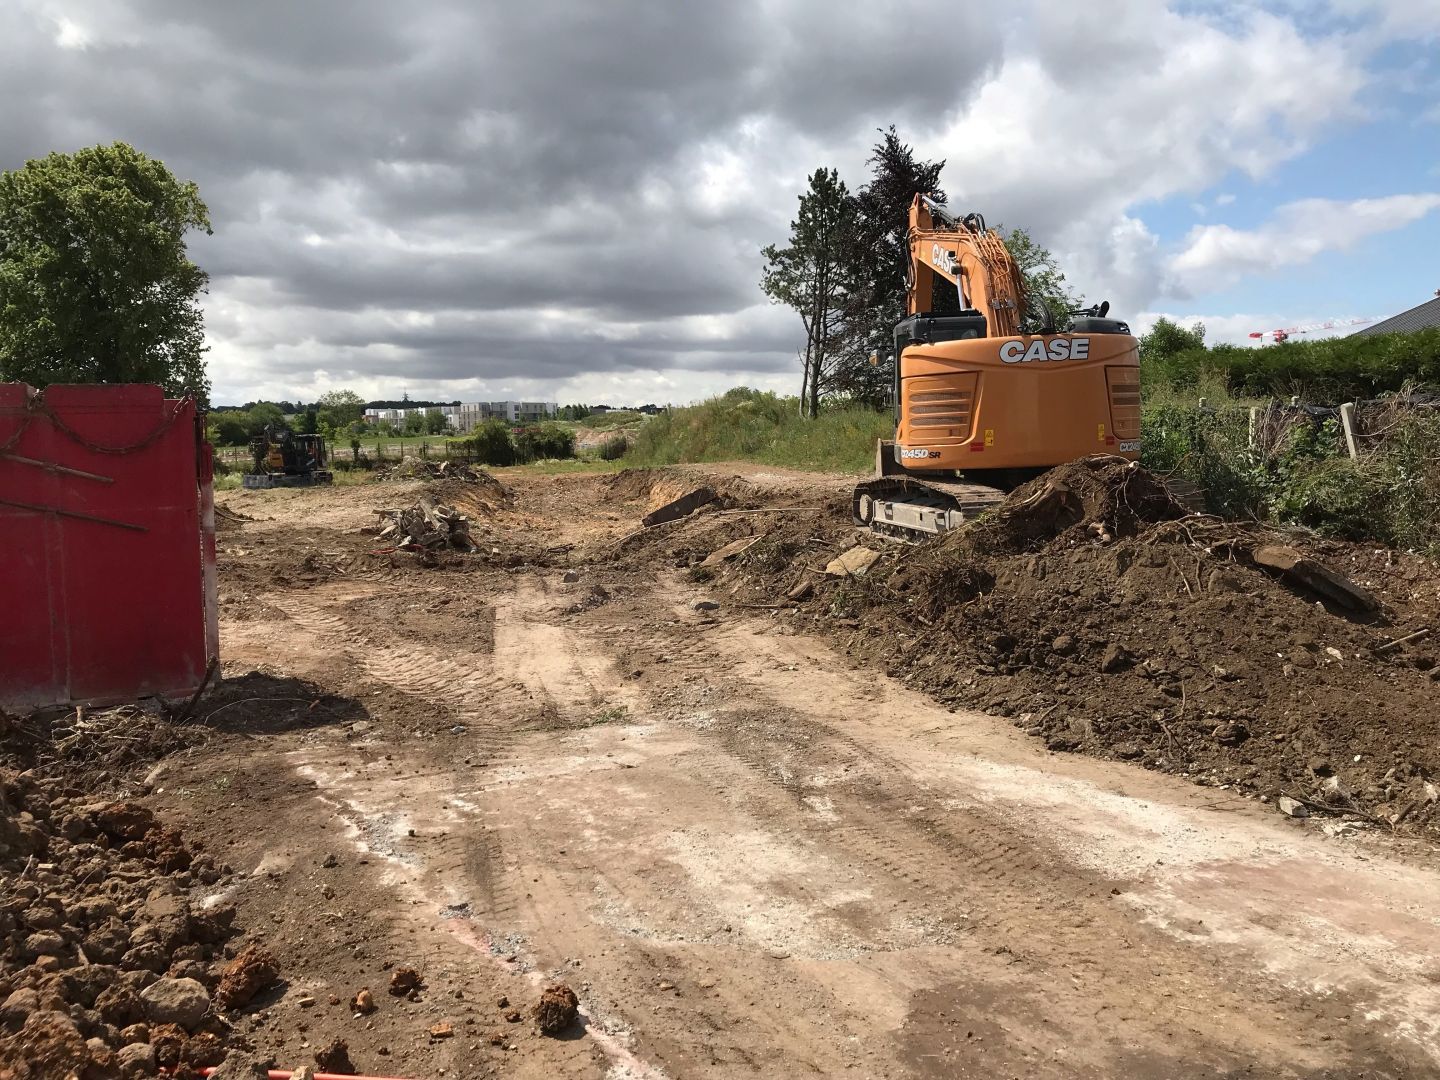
1248;406;1260;449
1339;402;1359;461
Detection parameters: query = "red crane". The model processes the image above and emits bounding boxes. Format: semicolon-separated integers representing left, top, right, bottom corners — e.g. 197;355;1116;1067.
1248;316;1376;343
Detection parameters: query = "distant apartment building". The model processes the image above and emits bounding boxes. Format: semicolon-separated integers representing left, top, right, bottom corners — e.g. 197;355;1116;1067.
363;401;557;433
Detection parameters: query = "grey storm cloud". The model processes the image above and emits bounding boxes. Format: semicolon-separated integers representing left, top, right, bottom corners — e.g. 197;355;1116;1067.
2;2;1395;400
0;1;1006;400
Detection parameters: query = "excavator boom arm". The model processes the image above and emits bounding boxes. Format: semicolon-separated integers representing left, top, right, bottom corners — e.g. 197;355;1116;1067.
905;196;1026;338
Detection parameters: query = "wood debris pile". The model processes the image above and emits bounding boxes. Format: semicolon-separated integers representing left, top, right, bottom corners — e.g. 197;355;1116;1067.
375;458;485;481
373;497;476;554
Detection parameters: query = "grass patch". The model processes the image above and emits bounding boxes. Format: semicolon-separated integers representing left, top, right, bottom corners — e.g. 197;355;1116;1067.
625;388;891;473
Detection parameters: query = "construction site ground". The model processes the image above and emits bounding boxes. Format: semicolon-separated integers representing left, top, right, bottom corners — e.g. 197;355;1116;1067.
29;463;1440;1078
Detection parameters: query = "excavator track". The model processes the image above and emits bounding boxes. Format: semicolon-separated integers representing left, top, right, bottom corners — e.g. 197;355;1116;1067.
853;443;1007;542
852;474;1006;542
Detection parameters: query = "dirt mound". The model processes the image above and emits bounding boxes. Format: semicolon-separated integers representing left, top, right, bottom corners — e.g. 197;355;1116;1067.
425;475;512;516
214;504;252;533
971;456;1187;553
630;468;1440;835
0;769;252;1076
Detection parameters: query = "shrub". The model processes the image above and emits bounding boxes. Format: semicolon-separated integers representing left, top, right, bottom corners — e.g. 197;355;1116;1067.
515;422;575;462
598;433;629;460
465;420;516;466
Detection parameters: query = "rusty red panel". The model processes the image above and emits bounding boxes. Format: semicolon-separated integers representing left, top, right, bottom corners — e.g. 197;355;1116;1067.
0;383;217;709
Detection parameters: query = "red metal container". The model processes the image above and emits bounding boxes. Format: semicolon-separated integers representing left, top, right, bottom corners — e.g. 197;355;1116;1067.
1;383;218;710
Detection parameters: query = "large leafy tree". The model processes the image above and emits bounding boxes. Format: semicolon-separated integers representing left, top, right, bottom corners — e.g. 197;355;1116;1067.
315;389;365;432
0;142;212;401
836;128;948;407
761;168;855;419
1001;227;1081;333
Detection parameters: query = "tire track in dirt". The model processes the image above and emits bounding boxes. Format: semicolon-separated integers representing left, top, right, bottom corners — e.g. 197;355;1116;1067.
262;584;529;762
568;591;1439;1075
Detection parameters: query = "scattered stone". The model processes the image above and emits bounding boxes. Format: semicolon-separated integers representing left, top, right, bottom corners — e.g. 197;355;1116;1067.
116;1041;156;1077
429;1022;454;1038
562;570;581;583
503;1010;522;1023
350;988;376;1015
691;599;720;612
825;546;881;578
1211;721;1249;747
1099;643;1131;673
215;944;280;1009
701;535;761;568
140;978;210;1031
95;803;159;843
387;968;421;996
1277;797;1309;819
532;984;579;1036
321;853;339;869
314;1037;356;1075
291;1067;316;1080
209;1051;273;1079
1050;634;1077;657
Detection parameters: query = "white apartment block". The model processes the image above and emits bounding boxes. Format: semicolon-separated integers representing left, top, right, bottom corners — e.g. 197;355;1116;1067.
363;401;557;433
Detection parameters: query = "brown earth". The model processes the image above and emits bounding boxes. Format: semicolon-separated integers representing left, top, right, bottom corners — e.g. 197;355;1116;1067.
6;462;1440;1078
639;458;1440;833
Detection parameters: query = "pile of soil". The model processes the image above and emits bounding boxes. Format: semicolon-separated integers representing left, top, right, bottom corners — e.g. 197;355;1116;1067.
633;461;1440;833
0;772;269;1078
374;458;505;489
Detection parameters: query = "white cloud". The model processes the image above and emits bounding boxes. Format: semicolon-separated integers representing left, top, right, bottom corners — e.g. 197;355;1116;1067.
1170;193;1440;293
916;5;1368;318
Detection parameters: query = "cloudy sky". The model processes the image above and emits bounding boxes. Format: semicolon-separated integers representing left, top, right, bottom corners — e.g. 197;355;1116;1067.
4;1;1438;406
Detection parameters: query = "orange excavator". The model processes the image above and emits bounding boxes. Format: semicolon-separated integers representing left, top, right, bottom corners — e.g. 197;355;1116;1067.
853;195;1140;539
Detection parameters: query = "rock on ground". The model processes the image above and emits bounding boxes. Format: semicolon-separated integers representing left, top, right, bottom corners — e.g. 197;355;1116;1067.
533;983;579;1036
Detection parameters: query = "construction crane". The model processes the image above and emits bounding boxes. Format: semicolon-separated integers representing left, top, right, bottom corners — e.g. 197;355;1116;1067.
1248;316;1376;343
852;195;1140;540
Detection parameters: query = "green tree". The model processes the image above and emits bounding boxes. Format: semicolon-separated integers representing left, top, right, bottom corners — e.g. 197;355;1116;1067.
315;389;364;432
0;142;212;401
211;410;251;446
761;167;856;419
836;128;948;407
1139;317;1210;387
1139;317;1206;365
1001;227;1081;333
246;402;287;436
402;410;425;435
423;408;449;434
465;419;516;466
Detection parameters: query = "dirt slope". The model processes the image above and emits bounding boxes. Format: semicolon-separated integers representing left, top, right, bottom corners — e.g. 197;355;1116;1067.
619;459;1440;835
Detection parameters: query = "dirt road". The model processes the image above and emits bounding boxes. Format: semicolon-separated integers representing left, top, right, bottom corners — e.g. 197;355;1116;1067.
155;468;1440;1078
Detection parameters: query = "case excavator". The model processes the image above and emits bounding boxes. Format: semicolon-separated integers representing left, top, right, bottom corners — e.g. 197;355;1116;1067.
854;195;1140;540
